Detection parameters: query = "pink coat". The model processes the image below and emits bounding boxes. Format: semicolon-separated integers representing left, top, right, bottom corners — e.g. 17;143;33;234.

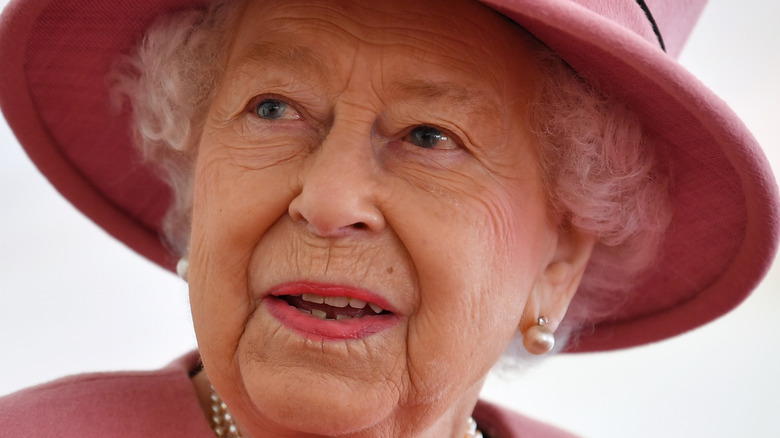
0;352;578;437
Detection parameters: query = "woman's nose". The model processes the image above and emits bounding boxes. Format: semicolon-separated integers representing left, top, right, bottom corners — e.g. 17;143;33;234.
288;130;386;237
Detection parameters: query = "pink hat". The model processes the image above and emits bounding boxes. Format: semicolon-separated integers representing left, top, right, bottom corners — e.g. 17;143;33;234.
0;0;777;353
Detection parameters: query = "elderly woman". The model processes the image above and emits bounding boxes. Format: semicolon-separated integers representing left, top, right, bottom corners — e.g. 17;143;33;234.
0;0;777;436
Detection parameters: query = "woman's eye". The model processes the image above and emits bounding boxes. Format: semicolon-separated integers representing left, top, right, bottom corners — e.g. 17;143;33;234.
254;98;300;120
405;126;459;150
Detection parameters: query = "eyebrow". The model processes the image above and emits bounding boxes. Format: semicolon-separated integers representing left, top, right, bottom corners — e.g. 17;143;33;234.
389;80;498;117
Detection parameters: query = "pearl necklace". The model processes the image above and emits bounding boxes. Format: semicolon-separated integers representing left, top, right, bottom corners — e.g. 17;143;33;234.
209;386;240;438
209;386;483;438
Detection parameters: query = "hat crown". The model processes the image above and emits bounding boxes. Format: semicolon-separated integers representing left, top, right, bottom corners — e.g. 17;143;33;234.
575;0;707;57
485;0;707;58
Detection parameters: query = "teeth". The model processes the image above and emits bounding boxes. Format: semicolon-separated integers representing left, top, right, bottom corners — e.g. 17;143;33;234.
369;303;383;314
302;293;325;304
294;294;386;317
323;296;349;308
348;298;367;309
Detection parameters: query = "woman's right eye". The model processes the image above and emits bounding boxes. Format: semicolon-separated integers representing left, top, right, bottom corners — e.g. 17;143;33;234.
254;98;301;120
403;125;460;150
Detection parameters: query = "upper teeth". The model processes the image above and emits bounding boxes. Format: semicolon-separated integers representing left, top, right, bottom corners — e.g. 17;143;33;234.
301;293;324;304
348;298;366;308
323;296;349;308
368;303;383;313
299;294;384;313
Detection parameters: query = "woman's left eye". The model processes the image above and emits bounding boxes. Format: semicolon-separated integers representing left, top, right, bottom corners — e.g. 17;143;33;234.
254;98;301;120
404;126;459;150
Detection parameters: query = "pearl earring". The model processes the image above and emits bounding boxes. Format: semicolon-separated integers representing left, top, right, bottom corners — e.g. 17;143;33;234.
176;257;189;282
523;316;555;355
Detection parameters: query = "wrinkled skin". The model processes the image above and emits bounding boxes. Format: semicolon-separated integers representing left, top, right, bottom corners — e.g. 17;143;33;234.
188;0;594;436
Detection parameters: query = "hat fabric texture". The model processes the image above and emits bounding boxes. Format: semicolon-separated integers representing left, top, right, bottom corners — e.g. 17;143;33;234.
0;0;777;353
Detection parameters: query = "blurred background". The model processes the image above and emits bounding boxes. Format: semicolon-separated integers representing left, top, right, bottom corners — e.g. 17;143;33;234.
1;1;778;437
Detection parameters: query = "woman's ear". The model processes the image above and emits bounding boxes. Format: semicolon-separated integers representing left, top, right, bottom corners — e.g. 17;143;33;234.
522;227;596;332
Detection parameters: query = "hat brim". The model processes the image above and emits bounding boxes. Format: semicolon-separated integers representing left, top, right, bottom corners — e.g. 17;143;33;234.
0;0;777;352
480;0;779;352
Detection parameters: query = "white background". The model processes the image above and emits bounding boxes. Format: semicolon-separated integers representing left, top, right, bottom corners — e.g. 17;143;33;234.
1;2;778;437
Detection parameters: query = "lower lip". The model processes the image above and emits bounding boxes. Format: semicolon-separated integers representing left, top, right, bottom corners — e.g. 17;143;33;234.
264;283;400;341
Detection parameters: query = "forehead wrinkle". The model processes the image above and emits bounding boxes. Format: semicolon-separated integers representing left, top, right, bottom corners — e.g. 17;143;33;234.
229;41;332;81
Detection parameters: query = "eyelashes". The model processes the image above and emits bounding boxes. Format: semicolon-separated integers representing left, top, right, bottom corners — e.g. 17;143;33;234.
402;125;460;150
254;98;302;121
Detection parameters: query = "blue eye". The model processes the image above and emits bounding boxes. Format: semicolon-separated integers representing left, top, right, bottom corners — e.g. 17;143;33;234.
255;99;288;119
406;126;458;149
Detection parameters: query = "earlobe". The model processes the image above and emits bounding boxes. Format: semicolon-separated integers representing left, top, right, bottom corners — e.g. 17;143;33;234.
522;316;556;355
521;228;596;346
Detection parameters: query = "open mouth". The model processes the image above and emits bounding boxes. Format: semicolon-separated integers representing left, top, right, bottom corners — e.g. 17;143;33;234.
280;293;392;321
264;281;400;340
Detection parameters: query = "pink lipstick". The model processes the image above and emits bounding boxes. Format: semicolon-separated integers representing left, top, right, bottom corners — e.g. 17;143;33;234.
264;281;400;340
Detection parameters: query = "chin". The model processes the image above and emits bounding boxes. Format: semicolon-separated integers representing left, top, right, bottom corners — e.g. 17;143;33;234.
241;369;398;436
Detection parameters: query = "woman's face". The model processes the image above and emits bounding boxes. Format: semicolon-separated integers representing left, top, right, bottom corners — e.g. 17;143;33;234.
189;0;572;435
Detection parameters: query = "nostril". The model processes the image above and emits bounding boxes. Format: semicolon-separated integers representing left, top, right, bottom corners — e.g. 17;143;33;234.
288;186;385;236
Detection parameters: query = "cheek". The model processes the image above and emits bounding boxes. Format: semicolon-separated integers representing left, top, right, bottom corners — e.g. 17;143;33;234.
392;176;553;392
188;144;301;372
190;133;308;252
395;166;551;297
